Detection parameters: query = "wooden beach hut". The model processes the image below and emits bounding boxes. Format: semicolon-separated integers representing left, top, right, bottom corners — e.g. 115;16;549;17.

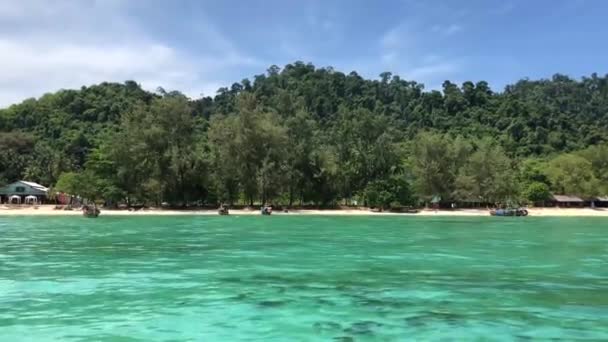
549;194;585;208
593;196;608;208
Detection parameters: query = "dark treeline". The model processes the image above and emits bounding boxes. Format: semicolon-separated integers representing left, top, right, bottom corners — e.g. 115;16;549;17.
1;62;607;208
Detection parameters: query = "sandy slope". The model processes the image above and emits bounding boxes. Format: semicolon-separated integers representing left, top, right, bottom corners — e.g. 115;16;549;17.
1;205;607;217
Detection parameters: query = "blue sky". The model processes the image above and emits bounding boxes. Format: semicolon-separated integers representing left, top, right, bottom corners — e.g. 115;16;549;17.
0;0;606;106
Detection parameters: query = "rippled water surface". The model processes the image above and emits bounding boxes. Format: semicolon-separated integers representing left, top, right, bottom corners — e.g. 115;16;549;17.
1;216;608;341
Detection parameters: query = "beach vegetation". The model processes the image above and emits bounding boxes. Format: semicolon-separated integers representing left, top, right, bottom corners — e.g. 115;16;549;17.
2;64;608;206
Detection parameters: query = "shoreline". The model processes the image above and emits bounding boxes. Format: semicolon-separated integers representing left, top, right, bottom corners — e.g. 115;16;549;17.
1;205;608;217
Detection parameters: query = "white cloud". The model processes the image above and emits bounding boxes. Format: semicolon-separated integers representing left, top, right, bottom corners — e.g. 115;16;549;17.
321;19;334;31
431;24;463;36
304;0;337;32
423;54;441;64
0;39;201;105
407;62;459;80
380;27;403;49
381;52;398;64
0;0;257;107
377;19;462;86
490;2;515;15
376;52;460;85
444;24;463;35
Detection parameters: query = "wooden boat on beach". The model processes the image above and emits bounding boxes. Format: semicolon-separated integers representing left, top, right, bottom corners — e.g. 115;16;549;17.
490;208;528;216
218;204;229;215
261;206;272;215
82;205;100;218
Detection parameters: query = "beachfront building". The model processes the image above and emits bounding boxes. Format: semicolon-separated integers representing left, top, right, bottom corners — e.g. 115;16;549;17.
0;181;49;204
549;194;585;208
594;196;608;208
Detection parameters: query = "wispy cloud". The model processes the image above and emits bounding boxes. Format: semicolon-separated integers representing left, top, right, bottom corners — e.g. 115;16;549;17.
306;12;335;31
444;24;463;36
380;25;415;50
381;52;398;64
431;24;463;36
379;51;461;85
377;15;463;86
304;0;338;32
376;0;469;85
0;0;257;107
490;2;516;15
407;61;460;80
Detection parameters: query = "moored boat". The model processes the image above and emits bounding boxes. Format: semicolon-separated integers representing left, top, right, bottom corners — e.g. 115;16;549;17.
218;204;229;215
82;205;100;218
490;208;528;216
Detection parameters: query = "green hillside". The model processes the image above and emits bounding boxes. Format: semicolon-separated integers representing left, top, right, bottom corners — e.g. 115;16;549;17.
1;62;607;207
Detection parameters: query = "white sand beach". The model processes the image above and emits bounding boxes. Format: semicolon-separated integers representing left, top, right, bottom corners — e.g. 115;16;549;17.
1;205;607;217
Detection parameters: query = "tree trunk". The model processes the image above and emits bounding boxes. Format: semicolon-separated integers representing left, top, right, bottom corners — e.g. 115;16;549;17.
180;170;186;205
288;184;294;207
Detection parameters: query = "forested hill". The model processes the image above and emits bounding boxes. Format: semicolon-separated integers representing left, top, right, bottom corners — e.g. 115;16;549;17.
1;62;607;207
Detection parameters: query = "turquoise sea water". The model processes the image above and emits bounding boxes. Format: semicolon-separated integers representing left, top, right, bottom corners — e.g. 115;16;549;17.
1;216;608;341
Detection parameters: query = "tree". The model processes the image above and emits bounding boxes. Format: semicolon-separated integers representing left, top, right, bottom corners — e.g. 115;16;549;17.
90;93;208;206
254;112;288;204
331;107;401;203
546;154;599;197
410;132;471;202
284;110;317;206
207;115;241;205
578;144;608;195
518;158;550;186
210;93;288;206
2;64;608;207
454;139;517;203
55;171;104;203
523;182;551;204
362;174;414;210
0;132;36;183
307;146;339;206
54;172;80;197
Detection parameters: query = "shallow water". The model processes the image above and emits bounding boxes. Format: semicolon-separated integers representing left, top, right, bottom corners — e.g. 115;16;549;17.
1;216;608;341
